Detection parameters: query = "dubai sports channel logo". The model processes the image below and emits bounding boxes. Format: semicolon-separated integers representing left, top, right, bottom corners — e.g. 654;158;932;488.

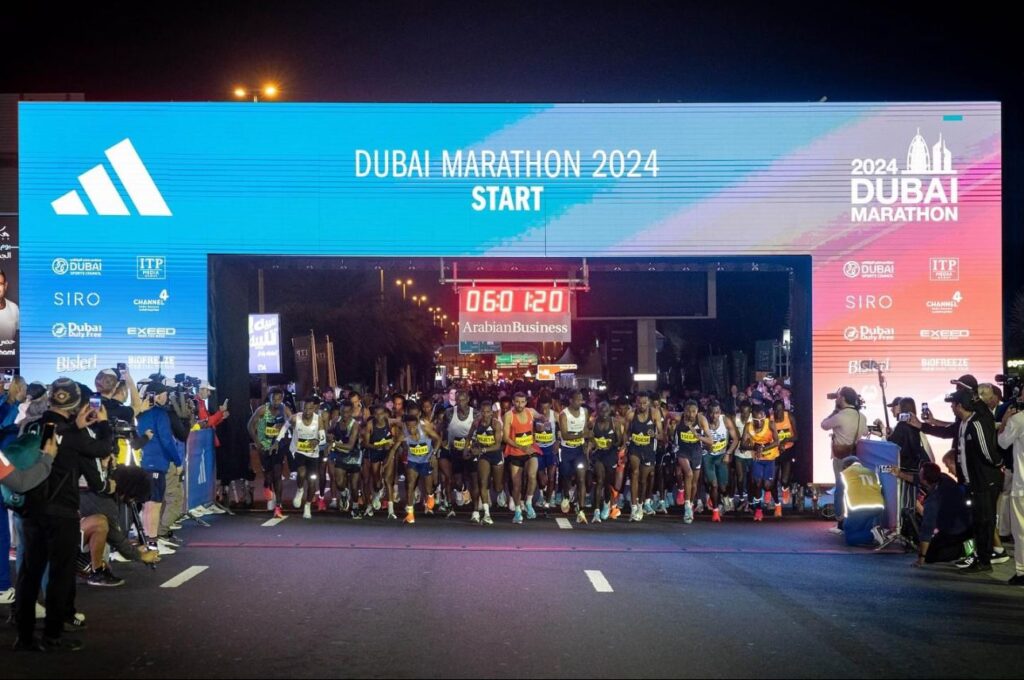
850;129;957;223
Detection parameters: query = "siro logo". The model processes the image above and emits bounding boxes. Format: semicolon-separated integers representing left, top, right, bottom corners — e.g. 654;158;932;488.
845;294;893;310
128;327;176;339
134;289;169;313
51;138;171;217
52;258;102;276
843;260;894;279
55;355;99;372
850;129;958;223
52;322;103;339
844;326;895;342
926;291;963;315
137;256;166;280
921;358;969;372
848;359;891;374
53;291;101;307
920;329;970;340
930;257;960;281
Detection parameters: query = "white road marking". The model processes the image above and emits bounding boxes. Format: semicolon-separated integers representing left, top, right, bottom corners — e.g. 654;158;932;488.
585;570;614;593
262;516;288;527
160;566;209;589
555;518;573;529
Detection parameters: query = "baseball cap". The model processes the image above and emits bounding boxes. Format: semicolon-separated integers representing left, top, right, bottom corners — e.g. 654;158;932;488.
953;374;979;392
49;378;82;410
144;382;170;396
200;380;216;391
950;390;975;408
887;397;902;408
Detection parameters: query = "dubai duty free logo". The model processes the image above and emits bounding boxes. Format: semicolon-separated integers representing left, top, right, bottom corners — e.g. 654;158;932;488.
51;139;171;216
850;129;958;223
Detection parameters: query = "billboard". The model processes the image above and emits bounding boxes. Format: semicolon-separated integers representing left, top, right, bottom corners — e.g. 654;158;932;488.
248;313;280;374
17;102;1002;482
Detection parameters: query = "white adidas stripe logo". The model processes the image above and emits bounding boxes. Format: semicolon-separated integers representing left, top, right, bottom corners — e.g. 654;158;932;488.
51;138;172;216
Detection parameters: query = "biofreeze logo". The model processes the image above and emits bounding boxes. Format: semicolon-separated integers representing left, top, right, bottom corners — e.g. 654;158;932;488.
850;130;957;223
128;355;175;369
922;358;969;371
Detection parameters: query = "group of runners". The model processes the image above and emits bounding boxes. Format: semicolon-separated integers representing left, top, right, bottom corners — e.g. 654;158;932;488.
246;385;800;526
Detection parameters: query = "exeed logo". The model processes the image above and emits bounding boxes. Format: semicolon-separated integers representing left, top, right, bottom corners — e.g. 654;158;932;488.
919;329;970;340
128;327;176;339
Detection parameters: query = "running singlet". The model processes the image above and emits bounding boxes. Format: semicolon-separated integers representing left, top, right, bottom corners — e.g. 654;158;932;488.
676;419;703;452
474;420;498;449
774;412;795;450
260;405;287;449
747;420;778;460
332;418;362;464
534;410;557;448
592;421;617;451
560;407;588;449
734;414;753;460
448;406;475;454
291;414;322;457
405;423;433;464
628;412;657;457
505;410;539;456
708;415;729;454
368;422;395;452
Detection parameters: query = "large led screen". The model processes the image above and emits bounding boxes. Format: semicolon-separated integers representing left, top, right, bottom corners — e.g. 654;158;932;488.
18;102;1002;481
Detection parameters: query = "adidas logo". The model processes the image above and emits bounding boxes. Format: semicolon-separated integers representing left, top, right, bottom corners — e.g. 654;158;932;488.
51;138;171;217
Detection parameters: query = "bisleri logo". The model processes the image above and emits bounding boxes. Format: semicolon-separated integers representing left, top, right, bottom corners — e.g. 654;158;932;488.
51;139;171;217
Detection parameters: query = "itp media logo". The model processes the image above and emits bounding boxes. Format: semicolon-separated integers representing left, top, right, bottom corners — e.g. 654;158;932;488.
51;139;171;217
930;257;960;281
137;256;166;280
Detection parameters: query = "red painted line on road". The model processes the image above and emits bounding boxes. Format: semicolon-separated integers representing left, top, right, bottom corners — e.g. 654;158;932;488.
184;541;881;556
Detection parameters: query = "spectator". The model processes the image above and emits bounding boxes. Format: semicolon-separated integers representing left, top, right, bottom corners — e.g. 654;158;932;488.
138;382;182;552
15;378;112;652
997;404;1024;585
914;462;973;566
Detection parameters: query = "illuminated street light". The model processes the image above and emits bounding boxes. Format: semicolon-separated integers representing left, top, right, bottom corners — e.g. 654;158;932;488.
233;83;280;103
395;278;413;300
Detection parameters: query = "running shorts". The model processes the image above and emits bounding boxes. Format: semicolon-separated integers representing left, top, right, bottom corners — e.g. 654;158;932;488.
751;460;776;483
559;447;587;480
702;453;729;487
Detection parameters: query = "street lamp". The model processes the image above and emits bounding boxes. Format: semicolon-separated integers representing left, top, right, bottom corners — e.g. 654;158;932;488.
233;83;280;103
395;278;413;300
411;294;427;307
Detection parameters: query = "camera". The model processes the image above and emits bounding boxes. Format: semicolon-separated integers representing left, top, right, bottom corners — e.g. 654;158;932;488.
995;373;1023;408
111;418;135;439
827;389;865;409
173;373;201;396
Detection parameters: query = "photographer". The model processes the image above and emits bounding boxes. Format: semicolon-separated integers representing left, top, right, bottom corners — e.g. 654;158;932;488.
997;404;1024;585
886;397;931;508
15;378;113;652
918;382;1002;573
820;387;868;533
138;383;182;552
913;462;973;567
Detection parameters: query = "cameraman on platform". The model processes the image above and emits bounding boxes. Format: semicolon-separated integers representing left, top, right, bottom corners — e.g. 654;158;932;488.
917;376;1002;573
820;386;868;534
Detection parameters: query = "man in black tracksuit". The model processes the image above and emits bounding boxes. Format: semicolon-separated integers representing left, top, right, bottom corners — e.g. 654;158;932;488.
14;379;113;652
919;382;1003;572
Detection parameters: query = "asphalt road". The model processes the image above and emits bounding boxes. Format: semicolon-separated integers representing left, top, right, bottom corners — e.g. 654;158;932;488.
3;508;1021;679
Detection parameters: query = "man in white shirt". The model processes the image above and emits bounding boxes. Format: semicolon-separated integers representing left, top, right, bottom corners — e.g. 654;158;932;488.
820;387;869;532
0;270;19;342
997;405;1024;585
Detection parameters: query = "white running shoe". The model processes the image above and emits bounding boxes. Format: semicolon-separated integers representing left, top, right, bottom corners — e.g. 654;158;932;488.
497;491;507;508
293;488;304;509
0;588;15;605
303;503;312;520
471;511;481;524
268;498;277;512
482;513;494;526
507;495;517;511
630;505;640;522
592;509;602;524
372;489;383;511
387;508;398;520
695;499;704;514
206;504;227;515
577;510;588;525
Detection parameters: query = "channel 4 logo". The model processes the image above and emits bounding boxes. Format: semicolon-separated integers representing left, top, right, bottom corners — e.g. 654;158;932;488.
137;256;166;280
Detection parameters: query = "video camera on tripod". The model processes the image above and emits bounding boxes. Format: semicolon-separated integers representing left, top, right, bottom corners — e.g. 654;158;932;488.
995;372;1023;409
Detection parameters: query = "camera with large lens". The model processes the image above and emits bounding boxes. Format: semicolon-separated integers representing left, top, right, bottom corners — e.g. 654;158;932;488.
995;373;1023;408
111;418;135;439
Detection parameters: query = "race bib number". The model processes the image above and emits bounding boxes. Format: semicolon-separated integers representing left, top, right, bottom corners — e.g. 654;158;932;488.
476;434;496;447
409;443;430;457
373;438;393;449
265;426;281;437
535;432;555;445
594;437;611;450
514;433;535;447
631;433;652;446
678;430;698;444
564;437;585;448
453;438;467;451
779;430;792;440
712;439;727;453
297;439;317;454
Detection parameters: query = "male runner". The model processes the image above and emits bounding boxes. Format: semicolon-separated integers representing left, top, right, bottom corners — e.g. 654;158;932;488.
364;404;399;519
247;388;292;518
503;392;541;524
558;391;590;524
703;401;739;522
732;400;754;512
471;400;505;525
626;392;663;522
440;390;475;519
673;400;713;524
772;398;798;513
589;401;623;523
329;402;364;519
397;407;442;525
744;404;780;522
534;395;559;510
277;397;327;519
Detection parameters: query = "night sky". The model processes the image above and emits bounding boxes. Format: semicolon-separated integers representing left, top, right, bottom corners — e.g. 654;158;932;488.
5;1;1022;349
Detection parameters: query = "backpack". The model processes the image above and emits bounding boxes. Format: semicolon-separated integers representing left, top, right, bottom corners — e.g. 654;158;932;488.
1;423;44;513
